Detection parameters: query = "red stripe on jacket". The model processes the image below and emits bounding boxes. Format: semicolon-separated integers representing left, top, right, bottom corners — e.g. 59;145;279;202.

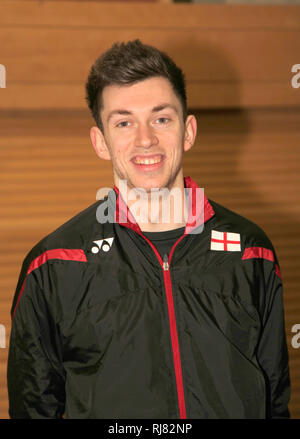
12;249;87;319
242;246;281;279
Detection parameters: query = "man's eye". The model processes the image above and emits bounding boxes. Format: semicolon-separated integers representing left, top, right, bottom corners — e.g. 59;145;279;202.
156;117;169;124
116;121;130;128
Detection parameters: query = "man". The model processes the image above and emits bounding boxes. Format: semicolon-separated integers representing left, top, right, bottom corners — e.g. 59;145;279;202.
7;39;290;419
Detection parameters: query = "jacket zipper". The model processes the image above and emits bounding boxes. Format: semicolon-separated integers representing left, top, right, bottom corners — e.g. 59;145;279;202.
139;232;187;419
162;252;187;419
163;254;169;271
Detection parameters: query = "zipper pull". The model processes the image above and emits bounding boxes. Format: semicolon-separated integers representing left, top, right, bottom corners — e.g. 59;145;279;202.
163;254;169;271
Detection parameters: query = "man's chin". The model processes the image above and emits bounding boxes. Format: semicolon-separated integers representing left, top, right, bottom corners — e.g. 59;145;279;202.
126;177;169;193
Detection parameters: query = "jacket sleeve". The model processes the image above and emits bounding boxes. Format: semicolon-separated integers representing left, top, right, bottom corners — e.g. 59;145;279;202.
256;255;291;419
7;255;66;418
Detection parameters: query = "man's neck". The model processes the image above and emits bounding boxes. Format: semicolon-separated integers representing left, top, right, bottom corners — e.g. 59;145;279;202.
118;182;188;233
138;191;188;232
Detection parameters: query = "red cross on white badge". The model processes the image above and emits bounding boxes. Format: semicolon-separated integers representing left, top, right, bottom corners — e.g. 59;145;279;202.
210;230;241;252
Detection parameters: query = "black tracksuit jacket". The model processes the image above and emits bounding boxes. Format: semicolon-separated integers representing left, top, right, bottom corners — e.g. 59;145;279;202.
7;176;290;419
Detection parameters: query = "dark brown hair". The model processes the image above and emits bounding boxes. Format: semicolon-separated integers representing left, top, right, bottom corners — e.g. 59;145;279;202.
85;39;187;133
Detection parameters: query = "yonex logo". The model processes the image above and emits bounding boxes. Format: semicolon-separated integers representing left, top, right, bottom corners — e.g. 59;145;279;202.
91;238;114;253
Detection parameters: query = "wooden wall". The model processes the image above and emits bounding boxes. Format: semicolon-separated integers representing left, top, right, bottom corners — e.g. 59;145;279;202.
0;1;300;419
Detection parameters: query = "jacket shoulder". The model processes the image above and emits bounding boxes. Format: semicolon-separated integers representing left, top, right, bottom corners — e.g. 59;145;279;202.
209;198;276;252
12;199;108;318
23;198;104;265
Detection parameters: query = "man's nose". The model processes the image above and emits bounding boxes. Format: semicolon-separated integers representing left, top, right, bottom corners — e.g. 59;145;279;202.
134;123;158;148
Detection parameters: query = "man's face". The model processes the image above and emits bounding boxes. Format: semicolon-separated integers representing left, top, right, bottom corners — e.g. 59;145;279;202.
90;76;196;193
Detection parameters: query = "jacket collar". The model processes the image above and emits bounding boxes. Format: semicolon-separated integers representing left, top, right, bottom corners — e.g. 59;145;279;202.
113;176;215;236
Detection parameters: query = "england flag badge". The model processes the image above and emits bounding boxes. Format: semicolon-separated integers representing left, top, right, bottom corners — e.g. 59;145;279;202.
210;230;241;252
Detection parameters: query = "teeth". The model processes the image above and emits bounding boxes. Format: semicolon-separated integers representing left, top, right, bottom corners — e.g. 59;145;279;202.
134;156;162;165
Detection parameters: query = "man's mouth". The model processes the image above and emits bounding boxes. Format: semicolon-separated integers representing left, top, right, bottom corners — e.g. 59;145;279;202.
131;154;164;165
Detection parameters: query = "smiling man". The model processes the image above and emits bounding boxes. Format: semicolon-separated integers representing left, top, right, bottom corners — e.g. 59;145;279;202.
7;39;290;419
89;73;197;232
91;77;191;192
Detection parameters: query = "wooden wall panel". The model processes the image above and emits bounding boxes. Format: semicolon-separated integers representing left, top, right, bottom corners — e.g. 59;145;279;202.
0;1;300;109
2;1;300;28
1;28;299;82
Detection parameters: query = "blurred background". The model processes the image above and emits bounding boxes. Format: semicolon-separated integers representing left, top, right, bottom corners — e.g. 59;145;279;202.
0;0;300;419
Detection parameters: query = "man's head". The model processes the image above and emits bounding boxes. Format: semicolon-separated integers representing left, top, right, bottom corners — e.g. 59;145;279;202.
86;39;188;133
86;39;196;193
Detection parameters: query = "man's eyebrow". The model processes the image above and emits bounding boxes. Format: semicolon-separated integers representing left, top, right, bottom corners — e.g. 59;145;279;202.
107;103;179;124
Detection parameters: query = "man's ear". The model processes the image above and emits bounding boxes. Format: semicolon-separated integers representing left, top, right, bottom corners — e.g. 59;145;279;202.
90;126;111;161
183;115;197;152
